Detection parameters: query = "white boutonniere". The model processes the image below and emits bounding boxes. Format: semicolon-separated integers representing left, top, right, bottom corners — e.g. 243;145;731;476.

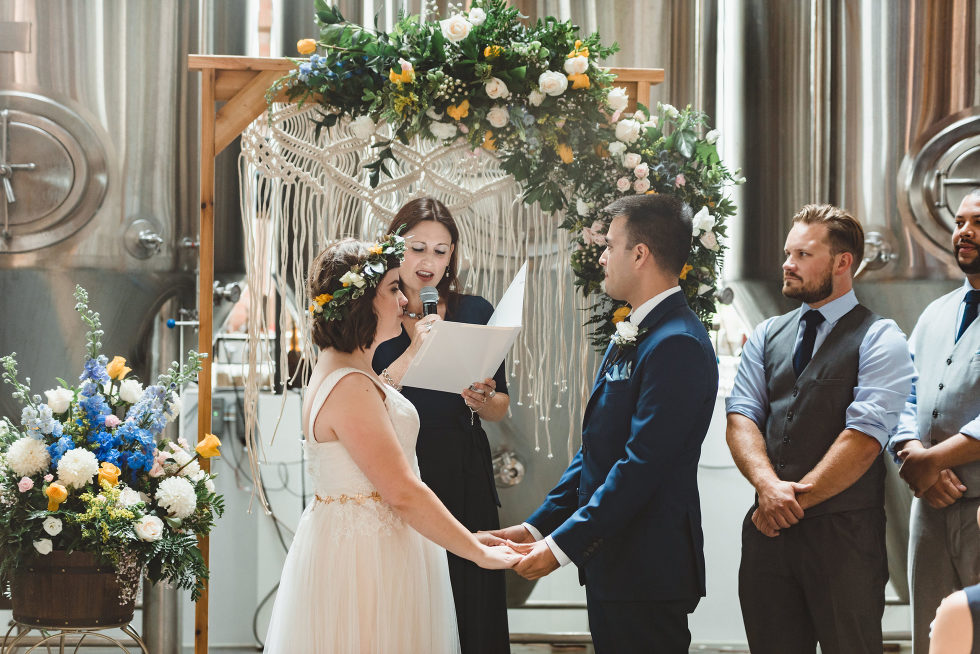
610;321;646;348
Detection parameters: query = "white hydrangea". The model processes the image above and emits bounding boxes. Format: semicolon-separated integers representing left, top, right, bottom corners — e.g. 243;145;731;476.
7;437;51;477
56;448;99;489
156;476;197;519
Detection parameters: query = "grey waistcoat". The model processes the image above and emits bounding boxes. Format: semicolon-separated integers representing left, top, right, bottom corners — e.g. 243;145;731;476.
911;288;980;497
764;304;883;517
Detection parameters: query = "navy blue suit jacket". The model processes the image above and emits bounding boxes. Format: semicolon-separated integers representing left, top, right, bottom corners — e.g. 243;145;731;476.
527;291;718;602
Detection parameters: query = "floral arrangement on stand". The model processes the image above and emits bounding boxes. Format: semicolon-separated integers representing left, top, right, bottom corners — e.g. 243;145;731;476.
271;0;742;348
0;286;224;603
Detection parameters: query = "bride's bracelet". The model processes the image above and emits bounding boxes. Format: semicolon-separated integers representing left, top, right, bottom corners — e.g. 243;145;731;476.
380;368;402;391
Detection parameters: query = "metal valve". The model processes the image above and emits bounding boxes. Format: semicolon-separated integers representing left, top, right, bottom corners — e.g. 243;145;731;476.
124;219;165;259
853;231;897;278
213;281;242;304
492;450;526;487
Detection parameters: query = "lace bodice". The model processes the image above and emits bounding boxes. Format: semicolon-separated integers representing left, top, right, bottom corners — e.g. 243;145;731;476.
304;365;421;499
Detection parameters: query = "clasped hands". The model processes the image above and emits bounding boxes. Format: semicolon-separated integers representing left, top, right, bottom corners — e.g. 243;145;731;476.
477;525;560;580
897;440;966;509
751;478;812;538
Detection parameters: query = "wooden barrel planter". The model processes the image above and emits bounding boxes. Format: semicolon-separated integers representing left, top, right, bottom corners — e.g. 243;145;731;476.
10;550;135;628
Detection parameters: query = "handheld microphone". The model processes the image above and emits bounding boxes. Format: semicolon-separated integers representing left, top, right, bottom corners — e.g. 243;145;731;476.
420;286;439;316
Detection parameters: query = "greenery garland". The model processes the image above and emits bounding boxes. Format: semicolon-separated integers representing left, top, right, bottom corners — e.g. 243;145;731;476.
269;0;742;349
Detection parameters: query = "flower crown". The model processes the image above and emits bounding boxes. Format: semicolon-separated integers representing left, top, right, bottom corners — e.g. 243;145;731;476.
309;232;406;322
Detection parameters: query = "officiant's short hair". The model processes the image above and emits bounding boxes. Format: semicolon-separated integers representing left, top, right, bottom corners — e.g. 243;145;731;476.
604;195;693;276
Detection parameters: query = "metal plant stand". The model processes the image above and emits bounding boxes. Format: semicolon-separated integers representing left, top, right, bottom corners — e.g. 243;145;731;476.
1;622;148;654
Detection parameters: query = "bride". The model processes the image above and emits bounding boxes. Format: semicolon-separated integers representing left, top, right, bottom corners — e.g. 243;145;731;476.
263;234;524;653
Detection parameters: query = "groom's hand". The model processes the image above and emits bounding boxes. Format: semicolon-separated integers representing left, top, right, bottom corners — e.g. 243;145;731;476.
514;541;559;580
485;524;535;544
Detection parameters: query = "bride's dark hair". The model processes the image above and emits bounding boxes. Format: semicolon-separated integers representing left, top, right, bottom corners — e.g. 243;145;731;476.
307;239;397;352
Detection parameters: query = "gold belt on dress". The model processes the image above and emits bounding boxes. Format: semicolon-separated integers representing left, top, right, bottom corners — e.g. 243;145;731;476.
314;491;383;505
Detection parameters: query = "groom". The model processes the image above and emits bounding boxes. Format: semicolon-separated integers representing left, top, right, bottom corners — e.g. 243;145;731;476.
493;194;718;652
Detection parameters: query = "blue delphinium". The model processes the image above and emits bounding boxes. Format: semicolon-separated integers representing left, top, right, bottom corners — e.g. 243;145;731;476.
48;435;75;466
126;385;168;438
80;355;109;387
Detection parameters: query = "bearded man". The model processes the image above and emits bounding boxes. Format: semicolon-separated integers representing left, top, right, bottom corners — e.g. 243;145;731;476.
890;188;980;654
725;204;915;654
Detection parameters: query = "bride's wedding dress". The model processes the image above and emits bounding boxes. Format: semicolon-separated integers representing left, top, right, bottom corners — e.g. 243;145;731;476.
264;363;460;653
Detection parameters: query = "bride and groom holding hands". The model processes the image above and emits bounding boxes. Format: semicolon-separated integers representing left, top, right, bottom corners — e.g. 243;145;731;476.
263;193;718;654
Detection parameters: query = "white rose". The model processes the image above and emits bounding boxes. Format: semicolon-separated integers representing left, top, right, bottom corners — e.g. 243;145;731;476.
607;141;627;157
644;116;659;129
538;71;568;97
691;206;716;235
425;106;443;121
705;129;720;144
699;231;720;251
616;177;631;193
563;55;589;75
429;121;457;140
623;152;642;169
486;105;509;128
576;198;590;217
350;115;376;140
484;77;509;99
633;163;650;179
134;515;164;542
633;178;651;193
528;89;545;107
339;271;365;288
33;538;53;555
44;388;73;415
662;103;680;119
615;321;639;340
615;119;641;144
607;87;629;112
118;379;143;404
440;15;472;43
633;110;647;123
117;487;141;508
467;7;486;25
42;516;62;536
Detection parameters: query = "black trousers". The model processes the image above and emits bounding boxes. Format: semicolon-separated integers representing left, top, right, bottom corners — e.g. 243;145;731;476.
738;507;887;654
586;586;699;654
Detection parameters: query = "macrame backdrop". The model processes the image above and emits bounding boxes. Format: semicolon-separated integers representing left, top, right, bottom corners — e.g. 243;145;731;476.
238;102;595;509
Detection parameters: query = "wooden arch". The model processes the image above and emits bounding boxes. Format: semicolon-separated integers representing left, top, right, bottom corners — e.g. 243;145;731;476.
186;53;663;653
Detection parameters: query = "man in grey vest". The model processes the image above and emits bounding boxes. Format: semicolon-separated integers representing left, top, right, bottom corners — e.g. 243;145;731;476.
726;204;915;653
891;188;980;654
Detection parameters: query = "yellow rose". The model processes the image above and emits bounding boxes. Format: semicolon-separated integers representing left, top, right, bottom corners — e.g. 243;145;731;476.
106;356;131;380
314;293;333;306
446;99;470;121
296;38;317;55
45;483;68;512
195;433;222;459
679;263;694;280
482;130;496;151
309;303;317;313
556;143;574;164
611;306;631;324
98;462;121;487
369;243;383;255
484;45;504;58
567;73;590;90
388;68;414;84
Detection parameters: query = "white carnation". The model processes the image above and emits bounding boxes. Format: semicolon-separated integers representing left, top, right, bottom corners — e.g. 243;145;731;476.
33;538;52;555
538;71;568;96
350;115;376;140
563;55;589;75
56;448;99;489
440;15;472;43
607;141;627;158
528;89;545;107
134;515;164;542
117;486;141;508
44;388;73;414
467;7;486;25
429;121;458;140
42;517;62;536
607;87;629;112
486;106;509;128
6;437;51;477
484;77;509;99
615;119;641;144
623;152;642;169
155;476;197;519
166;447;201;479
118;379;143;404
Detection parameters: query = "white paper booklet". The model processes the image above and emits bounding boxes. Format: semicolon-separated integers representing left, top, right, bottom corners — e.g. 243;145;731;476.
400;263;526;394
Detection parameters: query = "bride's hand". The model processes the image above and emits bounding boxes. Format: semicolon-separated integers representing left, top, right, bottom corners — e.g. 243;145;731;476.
476;544;524;570
476;531;534;554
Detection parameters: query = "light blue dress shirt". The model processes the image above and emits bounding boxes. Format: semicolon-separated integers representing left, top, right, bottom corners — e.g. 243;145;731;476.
726;290;915;450
892;280;980;449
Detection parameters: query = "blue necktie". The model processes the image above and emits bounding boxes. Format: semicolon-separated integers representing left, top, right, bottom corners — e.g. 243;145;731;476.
793;310;825;377
956;290;980;342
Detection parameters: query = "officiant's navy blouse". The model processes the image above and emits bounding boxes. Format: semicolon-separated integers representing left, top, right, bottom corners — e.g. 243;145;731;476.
372;293;511;654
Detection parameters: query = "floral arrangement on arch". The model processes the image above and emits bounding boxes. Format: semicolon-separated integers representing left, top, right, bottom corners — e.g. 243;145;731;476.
271;0;742;348
0;287;224;603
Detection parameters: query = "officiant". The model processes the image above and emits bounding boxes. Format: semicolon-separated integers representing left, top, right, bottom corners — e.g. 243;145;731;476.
372;197;511;654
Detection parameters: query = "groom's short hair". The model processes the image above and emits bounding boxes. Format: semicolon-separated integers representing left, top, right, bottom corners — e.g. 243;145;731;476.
604;195;693;276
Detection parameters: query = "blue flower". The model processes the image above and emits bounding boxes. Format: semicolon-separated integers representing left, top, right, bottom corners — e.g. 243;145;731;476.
48;436;75;466
299;62;312;76
80;356;109;386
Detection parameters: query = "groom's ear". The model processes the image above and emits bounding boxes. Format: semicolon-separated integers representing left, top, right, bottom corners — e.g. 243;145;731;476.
633;242;650;265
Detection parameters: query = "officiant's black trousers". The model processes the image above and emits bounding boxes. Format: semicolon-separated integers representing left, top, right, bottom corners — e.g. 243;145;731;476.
585;587;698;654
738;507;887;654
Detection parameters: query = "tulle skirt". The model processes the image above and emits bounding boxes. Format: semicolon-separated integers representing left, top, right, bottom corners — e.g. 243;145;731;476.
264;498;460;654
